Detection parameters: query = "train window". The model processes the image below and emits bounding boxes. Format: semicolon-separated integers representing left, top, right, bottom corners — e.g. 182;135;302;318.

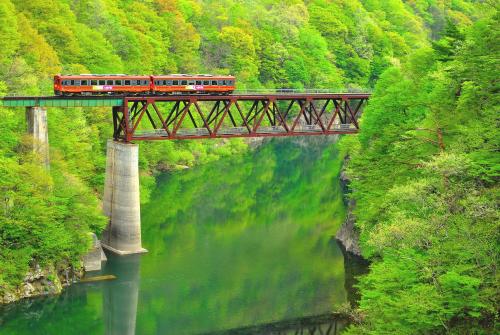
218;80;223;85
75;80;82;86
81;80;88;86
99;80;105;85
130;80;136;85
167;80;173;85
62;80;69;85
173;80;179;85
196;80;202;85
91;80;97;85
107;80;113;85
212;80;217;85
228;80;234;85
142;80;147;85
125;80;131;85
115;80;122;85
203;80;209;85
181;80;187;85
188;80;194;85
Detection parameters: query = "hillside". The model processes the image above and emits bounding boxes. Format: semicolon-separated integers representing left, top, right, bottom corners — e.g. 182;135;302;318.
341;8;499;334
0;0;494;329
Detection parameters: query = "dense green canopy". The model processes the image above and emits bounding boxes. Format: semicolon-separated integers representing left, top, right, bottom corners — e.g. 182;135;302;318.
0;1;496;333
341;10;499;334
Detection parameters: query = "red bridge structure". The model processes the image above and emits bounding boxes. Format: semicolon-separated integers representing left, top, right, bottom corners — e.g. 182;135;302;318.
113;92;370;142
1;91;370;258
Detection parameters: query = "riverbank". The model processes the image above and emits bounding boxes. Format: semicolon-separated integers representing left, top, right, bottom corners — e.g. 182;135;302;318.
335;156;362;257
0;262;82;305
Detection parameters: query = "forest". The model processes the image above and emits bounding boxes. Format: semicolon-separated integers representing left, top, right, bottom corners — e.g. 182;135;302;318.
0;0;498;333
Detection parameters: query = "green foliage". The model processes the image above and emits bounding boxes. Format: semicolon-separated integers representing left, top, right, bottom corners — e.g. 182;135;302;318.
432;19;466;61
0;0;491;310
342;8;499;334
0;105;106;290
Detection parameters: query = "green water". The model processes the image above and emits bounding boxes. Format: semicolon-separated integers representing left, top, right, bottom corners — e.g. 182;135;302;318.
0;138;364;335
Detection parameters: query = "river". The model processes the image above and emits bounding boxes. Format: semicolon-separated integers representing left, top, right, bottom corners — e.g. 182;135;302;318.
0;138;367;335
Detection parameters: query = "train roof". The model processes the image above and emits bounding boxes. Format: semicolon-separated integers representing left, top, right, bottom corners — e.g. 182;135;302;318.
152;74;235;78
56;74;150;78
56;74;235;78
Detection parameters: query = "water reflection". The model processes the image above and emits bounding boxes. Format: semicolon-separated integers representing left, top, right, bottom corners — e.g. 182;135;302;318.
0;138;366;335
103;254;141;335
338;242;370;308
200;311;349;335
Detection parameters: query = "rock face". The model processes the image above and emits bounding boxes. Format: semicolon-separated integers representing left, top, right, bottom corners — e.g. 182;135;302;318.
0;262;83;304
335;157;363;257
83;233;107;272
1;233;102;304
336;201;362;256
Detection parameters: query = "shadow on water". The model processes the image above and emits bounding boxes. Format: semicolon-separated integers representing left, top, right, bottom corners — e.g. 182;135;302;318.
0;138;368;335
337;241;370;309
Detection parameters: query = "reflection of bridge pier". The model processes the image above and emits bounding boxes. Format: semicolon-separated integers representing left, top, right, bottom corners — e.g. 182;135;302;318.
103;253;141;335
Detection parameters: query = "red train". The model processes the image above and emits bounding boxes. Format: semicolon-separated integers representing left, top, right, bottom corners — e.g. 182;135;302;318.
54;74;236;96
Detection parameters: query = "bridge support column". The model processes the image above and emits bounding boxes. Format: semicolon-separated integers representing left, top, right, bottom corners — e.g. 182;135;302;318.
102;140;147;255
25;107;49;169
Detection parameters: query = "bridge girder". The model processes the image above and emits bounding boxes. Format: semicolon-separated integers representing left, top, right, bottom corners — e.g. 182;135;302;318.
113;94;369;142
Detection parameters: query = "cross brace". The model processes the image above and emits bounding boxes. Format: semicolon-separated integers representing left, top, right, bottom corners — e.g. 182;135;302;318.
112;94;369;141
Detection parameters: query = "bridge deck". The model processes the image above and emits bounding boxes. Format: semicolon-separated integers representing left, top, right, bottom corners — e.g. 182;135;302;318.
0;96;123;107
0;93;370;107
1;93;370;141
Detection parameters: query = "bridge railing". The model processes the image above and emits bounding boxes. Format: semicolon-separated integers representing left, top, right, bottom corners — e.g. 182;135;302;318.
233;88;371;95
2;88;371;99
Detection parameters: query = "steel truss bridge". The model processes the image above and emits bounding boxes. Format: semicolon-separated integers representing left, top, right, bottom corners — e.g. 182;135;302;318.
1;93;370;141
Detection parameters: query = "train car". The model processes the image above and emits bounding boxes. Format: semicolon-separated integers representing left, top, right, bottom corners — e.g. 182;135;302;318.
151;74;235;95
54;74;151;96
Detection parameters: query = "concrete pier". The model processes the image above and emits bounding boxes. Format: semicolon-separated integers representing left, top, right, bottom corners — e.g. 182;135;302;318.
25;107;49;168
83;233;107;271
102;140;147;255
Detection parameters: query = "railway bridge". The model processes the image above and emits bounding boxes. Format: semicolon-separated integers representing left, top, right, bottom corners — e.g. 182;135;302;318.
1;92;370;255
